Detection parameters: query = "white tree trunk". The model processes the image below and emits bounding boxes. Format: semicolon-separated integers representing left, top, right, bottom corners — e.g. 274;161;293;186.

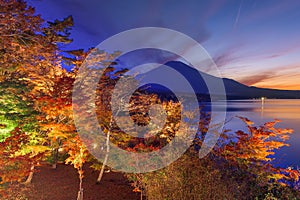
96;130;110;184
24;164;35;184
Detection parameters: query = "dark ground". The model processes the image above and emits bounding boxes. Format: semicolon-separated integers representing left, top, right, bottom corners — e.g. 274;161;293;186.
14;163;140;200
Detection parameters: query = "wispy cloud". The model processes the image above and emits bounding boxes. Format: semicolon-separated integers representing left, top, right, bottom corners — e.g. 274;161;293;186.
238;73;276;86
236;64;300;89
28;0;300;90
29;0;229;50
233;0;243;29
213;49;240;68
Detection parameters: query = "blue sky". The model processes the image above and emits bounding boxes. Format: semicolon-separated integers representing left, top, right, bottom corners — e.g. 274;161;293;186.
28;0;300;90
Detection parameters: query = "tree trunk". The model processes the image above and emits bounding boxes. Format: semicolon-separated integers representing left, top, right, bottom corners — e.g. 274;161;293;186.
52;139;60;169
77;189;83;200
96;130;110;184
77;168;83;200
24;164;35;184
52;147;58;169
76;150;84;200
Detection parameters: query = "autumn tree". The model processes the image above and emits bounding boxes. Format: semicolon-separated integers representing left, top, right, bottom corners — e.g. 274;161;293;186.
220;117;294;182
72;49;130;183
64;134;89;200
127;116;300;199
35;69;75;168
0;81;36;141
0;128;37;197
0;0;74;186
0;0;73;82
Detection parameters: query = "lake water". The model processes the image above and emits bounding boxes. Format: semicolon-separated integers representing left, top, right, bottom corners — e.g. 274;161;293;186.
221;99;300;168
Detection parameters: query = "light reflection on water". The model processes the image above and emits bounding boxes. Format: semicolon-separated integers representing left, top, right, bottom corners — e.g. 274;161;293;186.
221;99;300;168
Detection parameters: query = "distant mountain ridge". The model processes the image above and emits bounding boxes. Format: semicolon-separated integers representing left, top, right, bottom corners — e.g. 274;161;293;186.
138;61;300;100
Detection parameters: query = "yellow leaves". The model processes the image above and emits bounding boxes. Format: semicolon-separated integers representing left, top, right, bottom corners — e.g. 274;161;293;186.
220;117;295;184
64;136;89;170
65;150;87;169
265;140;289;149
48;131;68;142
268;173;288;181
264;120;279;128
236;117;292;161
22;145;50;156
40;122;75;145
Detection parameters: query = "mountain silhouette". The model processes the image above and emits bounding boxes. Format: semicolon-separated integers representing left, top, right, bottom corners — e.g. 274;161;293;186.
137;61;300;100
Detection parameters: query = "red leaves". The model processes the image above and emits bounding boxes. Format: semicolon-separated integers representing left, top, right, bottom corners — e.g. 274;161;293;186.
287;169;300;182
126;142;161;153
220;117;293;182
0;128;38;185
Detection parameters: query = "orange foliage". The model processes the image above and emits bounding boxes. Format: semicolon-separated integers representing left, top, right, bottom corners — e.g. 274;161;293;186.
220;117;295;183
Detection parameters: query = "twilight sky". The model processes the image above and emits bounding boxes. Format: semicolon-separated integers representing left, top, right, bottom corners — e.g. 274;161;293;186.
28;0;300;90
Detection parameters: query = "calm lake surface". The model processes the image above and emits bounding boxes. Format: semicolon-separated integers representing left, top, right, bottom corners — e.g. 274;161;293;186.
221;99;300;168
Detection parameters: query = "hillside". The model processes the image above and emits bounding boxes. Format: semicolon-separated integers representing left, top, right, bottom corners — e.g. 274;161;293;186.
138;61;300;100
